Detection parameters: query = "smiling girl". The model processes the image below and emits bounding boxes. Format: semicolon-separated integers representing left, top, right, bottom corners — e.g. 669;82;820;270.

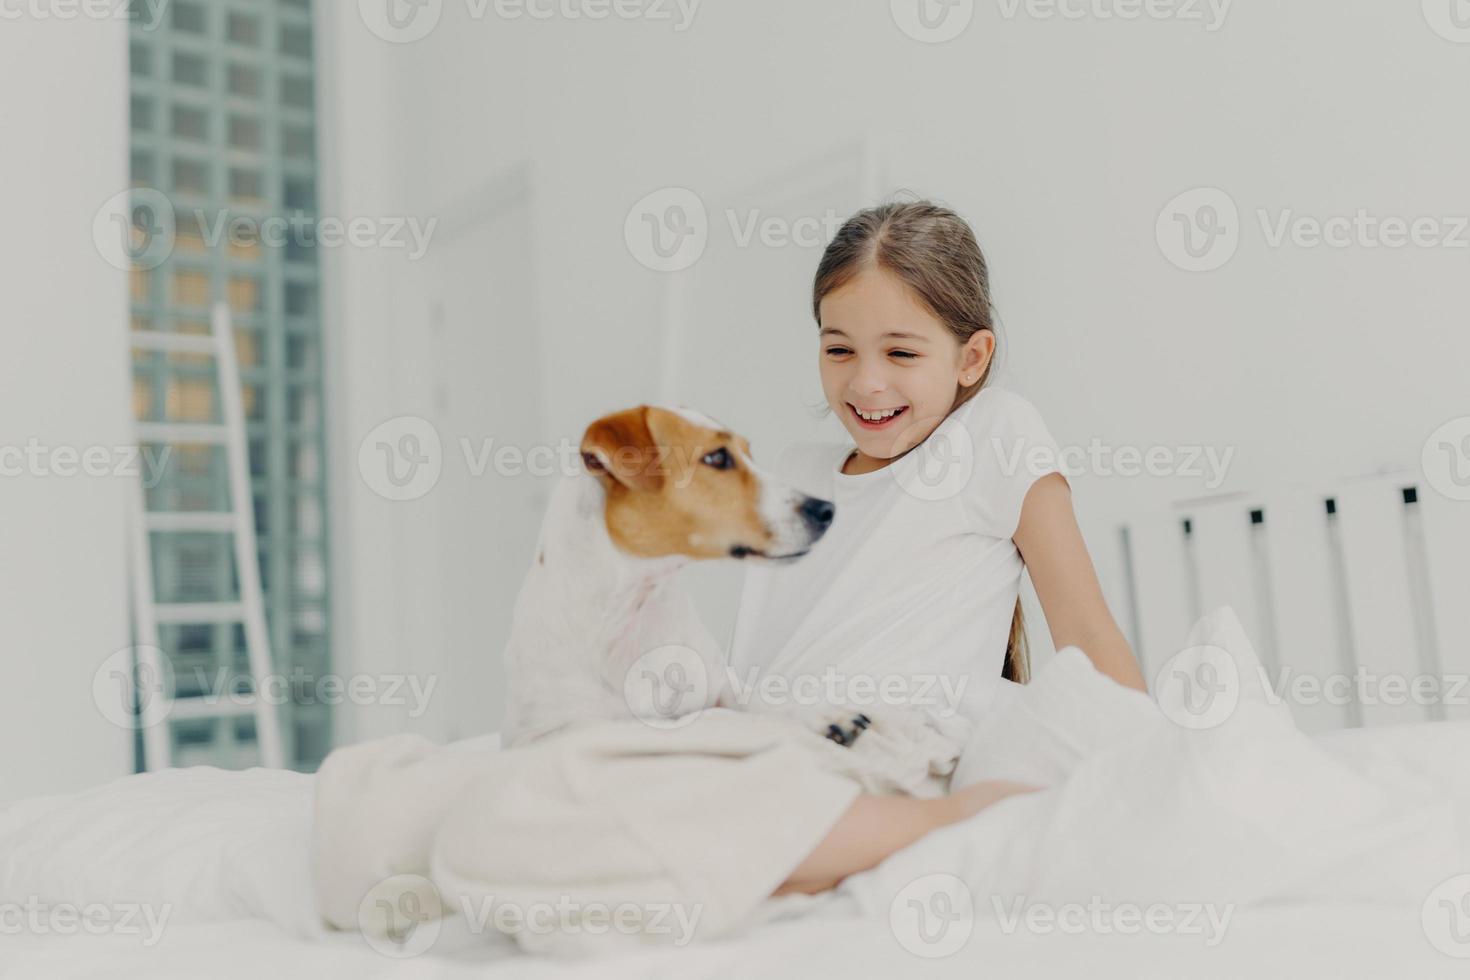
732;199;1145;740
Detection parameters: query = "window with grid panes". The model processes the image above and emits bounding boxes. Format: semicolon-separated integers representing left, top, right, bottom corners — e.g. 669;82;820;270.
129;0;330;771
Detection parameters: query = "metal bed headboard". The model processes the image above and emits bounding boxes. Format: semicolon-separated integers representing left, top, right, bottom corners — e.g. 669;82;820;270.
1120;471;1470;732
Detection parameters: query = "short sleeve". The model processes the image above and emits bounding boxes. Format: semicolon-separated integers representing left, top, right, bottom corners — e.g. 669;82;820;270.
958;388;1067;539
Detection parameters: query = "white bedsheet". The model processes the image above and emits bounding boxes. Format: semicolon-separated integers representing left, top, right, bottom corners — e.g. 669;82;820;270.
4;608;1469;975
1;888;1466;979
824;607;1469;932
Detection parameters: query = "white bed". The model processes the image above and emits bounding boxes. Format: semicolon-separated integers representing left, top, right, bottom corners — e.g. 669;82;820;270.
0;901;1461;980
11;461;1470;975
6;623;1469;980
2;720;1466;980
6;466;1469;977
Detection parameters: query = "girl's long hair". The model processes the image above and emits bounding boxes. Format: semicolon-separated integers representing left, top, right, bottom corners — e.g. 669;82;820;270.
812;198;1030;684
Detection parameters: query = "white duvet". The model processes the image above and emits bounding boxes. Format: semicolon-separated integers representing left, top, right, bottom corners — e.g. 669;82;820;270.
834;610;1469;935
3;606;1468;962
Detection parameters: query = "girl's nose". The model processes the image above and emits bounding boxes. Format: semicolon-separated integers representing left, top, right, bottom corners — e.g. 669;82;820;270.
853;363;888;394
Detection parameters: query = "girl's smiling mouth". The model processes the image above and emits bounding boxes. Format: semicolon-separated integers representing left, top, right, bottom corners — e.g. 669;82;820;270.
847;403;909;430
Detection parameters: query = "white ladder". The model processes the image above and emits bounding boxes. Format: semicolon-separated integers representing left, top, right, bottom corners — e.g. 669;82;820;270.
126;301;284;770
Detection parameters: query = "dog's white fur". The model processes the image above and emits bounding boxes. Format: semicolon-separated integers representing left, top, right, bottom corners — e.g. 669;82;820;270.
500;405;828;748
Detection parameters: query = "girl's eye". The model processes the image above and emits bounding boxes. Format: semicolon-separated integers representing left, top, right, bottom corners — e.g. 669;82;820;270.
824;346;851;356
702;448;735;470
890;350;918;359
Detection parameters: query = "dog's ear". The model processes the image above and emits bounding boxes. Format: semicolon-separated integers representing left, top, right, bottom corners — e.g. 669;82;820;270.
580;406;665;493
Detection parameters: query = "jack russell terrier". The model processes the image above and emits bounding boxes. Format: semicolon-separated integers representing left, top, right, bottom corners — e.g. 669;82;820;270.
500;404;837;748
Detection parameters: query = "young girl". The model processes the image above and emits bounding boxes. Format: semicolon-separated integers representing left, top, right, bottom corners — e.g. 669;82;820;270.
755;199;1148;894
415;201;1153;922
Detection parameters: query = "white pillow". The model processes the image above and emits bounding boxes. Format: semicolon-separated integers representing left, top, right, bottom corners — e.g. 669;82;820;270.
952;605;1287;789
0;766;322;938
447;732;502;753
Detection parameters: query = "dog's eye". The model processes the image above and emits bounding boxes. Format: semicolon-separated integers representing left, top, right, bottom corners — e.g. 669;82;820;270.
701;448;734;470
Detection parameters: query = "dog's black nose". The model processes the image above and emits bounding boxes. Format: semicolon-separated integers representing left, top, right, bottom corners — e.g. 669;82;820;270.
799;496;835;532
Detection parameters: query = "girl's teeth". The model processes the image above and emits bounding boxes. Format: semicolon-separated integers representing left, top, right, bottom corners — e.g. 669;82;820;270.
856;406;903;422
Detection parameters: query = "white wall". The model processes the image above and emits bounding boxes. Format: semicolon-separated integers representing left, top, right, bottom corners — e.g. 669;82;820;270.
0;15;133;802
320;1;1470;738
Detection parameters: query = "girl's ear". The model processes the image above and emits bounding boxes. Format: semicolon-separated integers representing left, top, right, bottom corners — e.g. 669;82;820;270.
961;329;996;380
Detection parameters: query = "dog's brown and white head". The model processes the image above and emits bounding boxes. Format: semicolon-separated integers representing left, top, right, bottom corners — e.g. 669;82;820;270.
580;404;834;563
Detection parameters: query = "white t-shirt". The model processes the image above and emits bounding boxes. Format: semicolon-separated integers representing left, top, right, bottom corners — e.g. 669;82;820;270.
727;386;1066;728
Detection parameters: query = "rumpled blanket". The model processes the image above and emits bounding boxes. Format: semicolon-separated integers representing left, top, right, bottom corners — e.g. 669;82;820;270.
310;606;1470;957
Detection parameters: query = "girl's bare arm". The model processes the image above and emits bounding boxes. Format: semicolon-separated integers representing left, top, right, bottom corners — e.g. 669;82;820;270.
772;780;1041;896
1014;473;1148;692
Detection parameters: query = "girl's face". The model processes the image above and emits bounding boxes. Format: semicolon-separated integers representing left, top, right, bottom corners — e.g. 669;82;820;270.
817;264;994;470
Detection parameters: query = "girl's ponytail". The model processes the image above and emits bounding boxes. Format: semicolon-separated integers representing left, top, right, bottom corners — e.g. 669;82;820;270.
1002;597;1030;683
